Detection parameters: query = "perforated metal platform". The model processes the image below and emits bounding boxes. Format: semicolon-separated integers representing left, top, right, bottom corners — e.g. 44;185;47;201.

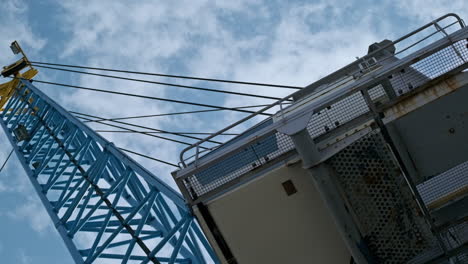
328;131;434;263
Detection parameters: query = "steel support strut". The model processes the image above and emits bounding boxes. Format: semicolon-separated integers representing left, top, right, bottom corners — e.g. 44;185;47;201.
287;129;372;264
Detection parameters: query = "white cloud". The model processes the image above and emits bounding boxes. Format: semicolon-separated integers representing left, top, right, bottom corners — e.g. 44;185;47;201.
394;0;468;22
0;181;8;192
0;135;52;235
54;1;259;187
7;195;52;234
18;249;32;264
49;0;437;197
0;0;46;67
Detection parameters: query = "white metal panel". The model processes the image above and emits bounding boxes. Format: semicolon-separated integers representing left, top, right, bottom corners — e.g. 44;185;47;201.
197;162;351;264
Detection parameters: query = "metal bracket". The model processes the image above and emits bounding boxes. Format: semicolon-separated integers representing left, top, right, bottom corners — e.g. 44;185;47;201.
276;111;313;136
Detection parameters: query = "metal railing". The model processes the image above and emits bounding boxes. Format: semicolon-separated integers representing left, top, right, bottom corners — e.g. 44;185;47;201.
179;13;465;166
175;13;468;204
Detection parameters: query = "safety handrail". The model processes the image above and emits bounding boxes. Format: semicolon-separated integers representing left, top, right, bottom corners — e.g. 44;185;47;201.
179;13;466;167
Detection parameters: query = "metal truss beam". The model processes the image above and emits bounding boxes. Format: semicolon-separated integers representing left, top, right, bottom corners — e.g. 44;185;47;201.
0;79;219;264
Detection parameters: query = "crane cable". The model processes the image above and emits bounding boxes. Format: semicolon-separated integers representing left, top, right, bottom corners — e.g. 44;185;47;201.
0;149;14;174
27;79;272;116
118;147;178;168
30;61;302;90
73;112;222;146
12;78;276;145
75;114;213;150
82;103;280;124
32;65;288;101
12;61;295;165
95;130;239;136
3;60;299;168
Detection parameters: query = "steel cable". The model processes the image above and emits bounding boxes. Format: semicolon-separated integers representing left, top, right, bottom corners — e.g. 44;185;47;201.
30;61;302;89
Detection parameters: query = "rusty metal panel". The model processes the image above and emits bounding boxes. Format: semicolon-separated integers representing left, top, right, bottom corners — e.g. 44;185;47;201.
390;80;468;182
328;131;433;263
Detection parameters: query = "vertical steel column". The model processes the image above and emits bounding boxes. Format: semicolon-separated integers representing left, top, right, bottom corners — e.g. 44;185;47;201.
285;128;372;264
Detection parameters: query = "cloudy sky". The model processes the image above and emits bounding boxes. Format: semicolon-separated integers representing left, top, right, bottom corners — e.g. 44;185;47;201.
0;0;466;263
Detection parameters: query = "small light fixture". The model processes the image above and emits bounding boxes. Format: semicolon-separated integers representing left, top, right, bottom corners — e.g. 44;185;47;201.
282;180;297;196
10;41;22;55
13;124;30;142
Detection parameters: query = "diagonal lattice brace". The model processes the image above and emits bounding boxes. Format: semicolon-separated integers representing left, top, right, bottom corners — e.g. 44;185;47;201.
0;79;219;264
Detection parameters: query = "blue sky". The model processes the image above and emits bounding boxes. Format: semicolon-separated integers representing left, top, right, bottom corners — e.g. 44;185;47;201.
0;0;466;263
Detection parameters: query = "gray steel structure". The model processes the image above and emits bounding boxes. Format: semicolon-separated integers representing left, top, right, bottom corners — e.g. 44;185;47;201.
174;14;468;263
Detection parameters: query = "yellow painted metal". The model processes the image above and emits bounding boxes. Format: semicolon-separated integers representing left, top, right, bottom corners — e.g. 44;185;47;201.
0;68;38;111
0;41;38;111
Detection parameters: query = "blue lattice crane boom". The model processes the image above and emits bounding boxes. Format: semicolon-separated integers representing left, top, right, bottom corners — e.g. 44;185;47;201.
0;42;218;264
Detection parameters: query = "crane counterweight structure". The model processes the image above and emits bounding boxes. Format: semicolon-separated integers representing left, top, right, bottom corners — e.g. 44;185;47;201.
2;13;468;264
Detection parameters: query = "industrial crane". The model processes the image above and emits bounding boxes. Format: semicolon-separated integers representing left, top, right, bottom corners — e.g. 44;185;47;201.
0;42;219;263
2;13;468;264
